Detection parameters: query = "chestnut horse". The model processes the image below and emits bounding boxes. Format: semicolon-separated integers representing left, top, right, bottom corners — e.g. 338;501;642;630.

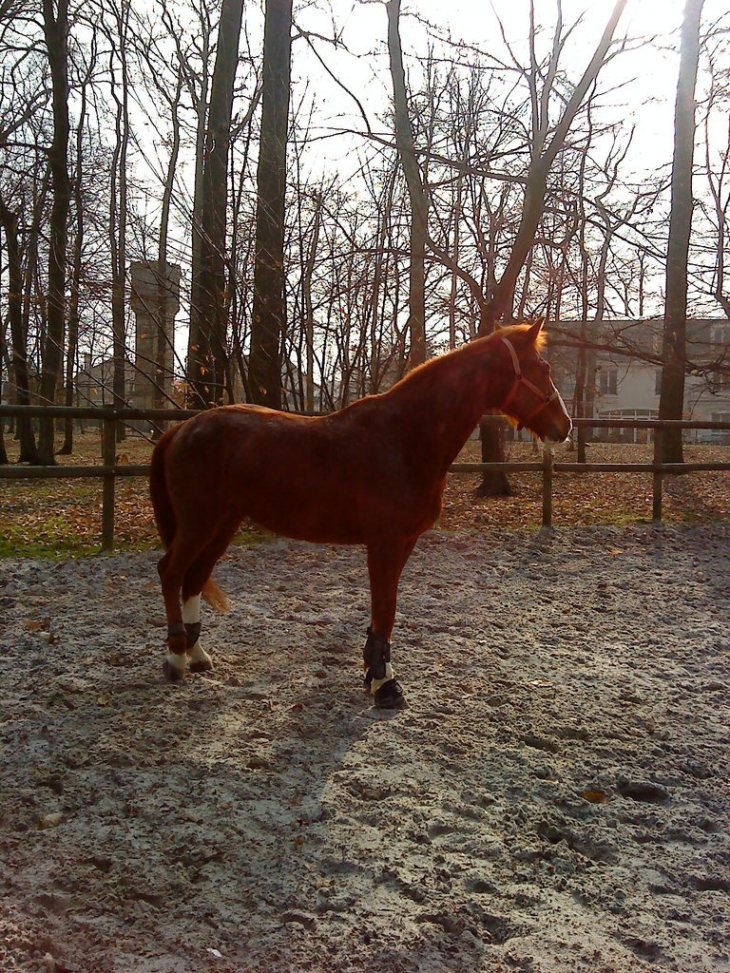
149;320;571;707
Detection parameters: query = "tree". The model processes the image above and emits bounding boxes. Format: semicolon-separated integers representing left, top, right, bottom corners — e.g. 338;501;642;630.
475;0;627;493
187;0;245;407
0;198;40;463
60;38;96;454
38;0;71;464
702;43;730;318
385;0;427;368
181;0;214;406
248;0;293;409
657;0;705;463
106;0;133;443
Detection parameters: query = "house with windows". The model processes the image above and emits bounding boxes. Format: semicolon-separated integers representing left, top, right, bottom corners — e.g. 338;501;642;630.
548;319;730;443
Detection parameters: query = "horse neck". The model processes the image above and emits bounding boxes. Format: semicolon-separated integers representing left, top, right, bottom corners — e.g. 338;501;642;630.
390;337;510;472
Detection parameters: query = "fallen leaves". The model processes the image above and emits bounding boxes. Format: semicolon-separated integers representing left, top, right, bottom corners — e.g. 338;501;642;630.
582;789;610;805
440;440;730;532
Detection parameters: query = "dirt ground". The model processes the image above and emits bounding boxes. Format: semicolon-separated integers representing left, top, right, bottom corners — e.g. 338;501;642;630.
1;524;729;972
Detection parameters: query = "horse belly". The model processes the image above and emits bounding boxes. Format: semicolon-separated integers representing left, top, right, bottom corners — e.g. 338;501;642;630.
244;476;366;544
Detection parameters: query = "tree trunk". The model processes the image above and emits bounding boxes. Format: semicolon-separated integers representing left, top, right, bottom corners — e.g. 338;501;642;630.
304;192;323;413
108;0;131;444
38;0;71;464
0;199;39;463
191;0;244;408
152;67;184;439
248;0;293;409
386;0;428;368
60;71;90;455
658;0;705;463
0;306;9;464
476;416;512;497
186;25;211;406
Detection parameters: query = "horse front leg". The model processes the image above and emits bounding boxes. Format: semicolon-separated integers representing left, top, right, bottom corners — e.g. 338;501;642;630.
364;537;416;709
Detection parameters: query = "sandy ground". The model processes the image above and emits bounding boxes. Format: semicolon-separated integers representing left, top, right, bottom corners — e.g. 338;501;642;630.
1;524;729;973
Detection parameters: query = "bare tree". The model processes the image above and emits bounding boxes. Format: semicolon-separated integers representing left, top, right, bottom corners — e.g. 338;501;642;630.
657;0;706;463
0;198;40;463
37;0;71;464
385;0;427;368
188;0;245;407
60;37;97;454
702;47;730;318
480;0;627;492
248;0;293;409
103;0;133;443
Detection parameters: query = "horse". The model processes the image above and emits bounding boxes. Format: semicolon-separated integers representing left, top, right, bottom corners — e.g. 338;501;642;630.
149;319;571;707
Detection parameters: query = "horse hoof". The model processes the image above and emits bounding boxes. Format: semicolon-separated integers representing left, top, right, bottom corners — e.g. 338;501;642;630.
189;659;213;674
162;659;185;681
373;679;406;709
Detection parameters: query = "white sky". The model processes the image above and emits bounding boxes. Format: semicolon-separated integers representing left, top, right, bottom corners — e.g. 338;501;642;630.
291;0;722;185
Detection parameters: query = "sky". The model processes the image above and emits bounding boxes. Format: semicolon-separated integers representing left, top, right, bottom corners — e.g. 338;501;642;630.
291;0;722;186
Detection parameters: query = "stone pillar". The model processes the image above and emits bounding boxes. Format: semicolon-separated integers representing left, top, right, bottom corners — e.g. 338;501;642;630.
130;261;181;422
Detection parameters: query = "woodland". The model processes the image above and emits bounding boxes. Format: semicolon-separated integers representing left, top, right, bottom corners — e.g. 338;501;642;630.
0;0;730;472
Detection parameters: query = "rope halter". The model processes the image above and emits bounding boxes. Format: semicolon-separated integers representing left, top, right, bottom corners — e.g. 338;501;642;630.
500;337;560;432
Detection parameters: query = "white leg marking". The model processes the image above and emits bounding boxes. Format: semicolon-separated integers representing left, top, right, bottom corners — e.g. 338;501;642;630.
369;662;395;695
183;593;212;670
182;594;201;625
187;641;213;669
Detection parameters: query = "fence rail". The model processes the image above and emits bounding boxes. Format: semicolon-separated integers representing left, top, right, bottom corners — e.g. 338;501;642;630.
3;405;730;548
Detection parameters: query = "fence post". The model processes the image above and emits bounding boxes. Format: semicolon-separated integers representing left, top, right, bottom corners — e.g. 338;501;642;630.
542;442;553;527
101;411;116;551
653;427;663;521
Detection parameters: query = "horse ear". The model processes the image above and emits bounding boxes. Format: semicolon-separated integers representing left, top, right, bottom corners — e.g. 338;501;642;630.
526;317;545;345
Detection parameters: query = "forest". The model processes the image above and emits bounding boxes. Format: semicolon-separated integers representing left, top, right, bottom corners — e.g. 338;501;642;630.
1;0;729;467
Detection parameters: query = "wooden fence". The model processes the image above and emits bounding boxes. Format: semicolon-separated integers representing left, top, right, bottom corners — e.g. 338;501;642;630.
3;404;730;550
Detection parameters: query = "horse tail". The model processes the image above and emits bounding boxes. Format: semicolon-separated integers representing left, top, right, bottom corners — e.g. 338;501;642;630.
150;423;231;615
202;578;230;613
149;425;179;549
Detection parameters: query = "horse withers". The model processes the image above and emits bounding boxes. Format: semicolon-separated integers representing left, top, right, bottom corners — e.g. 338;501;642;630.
149;320;571;707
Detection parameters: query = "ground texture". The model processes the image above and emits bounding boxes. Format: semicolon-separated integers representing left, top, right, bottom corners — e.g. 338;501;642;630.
1;524;729;972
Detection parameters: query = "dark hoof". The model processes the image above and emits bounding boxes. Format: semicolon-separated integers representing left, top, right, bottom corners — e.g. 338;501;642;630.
373;679;406;710
162;659;185;682
189;659;213;674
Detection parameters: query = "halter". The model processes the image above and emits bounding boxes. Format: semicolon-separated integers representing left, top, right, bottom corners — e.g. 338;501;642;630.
500;337;560;431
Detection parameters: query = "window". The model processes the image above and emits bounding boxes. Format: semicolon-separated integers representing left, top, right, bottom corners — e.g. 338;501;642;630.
655;369;662;395
598;367;618;396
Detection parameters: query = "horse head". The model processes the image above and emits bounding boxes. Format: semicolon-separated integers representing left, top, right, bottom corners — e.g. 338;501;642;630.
498;319;572;444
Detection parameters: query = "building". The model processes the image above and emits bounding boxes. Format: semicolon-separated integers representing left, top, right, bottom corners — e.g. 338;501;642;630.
549;319;730;443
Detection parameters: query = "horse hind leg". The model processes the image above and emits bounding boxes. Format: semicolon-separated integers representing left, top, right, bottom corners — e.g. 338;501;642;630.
158;545;195;681
181;592;208;673
158;531;211;681
180;518;240;675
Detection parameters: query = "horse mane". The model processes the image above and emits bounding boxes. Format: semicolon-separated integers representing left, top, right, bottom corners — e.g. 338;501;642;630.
392;321;548;393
